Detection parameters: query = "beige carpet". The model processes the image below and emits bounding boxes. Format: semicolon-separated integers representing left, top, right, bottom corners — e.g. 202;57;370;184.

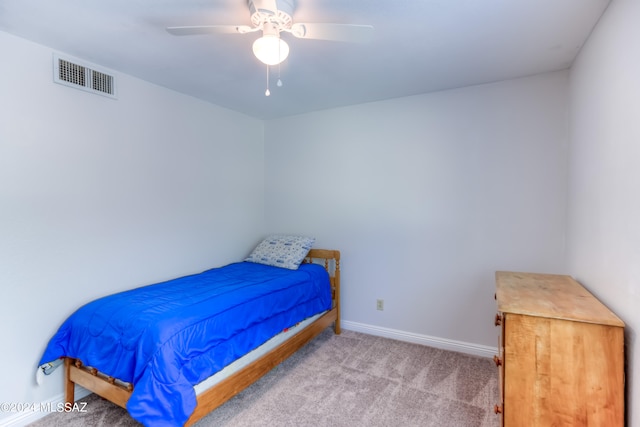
29;329;500;427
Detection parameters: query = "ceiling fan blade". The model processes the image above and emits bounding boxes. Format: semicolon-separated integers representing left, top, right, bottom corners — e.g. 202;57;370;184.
290;23;374;43
166;25;254;36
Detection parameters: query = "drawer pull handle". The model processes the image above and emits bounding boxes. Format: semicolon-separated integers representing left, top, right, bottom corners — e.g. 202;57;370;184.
494;405;502;414
494;313;502;326
493;355;502;367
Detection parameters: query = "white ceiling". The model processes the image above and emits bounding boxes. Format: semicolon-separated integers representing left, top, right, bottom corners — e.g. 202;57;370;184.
0;0;610;119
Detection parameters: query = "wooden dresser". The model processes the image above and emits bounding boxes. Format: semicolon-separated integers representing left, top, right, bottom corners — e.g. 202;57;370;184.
493;271;625;426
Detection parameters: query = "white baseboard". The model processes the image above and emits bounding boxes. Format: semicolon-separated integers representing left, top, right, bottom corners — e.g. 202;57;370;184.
341;320;497;359
0;386;91;427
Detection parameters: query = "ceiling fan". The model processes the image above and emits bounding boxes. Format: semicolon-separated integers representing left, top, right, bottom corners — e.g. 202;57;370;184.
166;0;373;94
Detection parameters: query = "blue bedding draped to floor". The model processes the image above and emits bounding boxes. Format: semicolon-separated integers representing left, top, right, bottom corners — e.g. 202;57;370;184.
39;261;332;426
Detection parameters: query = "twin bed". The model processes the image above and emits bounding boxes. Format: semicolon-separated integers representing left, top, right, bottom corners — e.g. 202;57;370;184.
38;237;340;426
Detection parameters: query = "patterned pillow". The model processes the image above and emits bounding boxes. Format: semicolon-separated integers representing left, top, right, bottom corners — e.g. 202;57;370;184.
245;235;315;270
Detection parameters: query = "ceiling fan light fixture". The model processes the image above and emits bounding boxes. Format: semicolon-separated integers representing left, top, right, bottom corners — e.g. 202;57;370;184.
252;34;289;65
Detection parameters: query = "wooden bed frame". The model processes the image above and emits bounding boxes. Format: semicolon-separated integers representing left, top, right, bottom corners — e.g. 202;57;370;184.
62;248;340;426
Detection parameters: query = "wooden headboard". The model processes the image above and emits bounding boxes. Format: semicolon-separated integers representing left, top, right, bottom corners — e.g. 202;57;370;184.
304;248;340;334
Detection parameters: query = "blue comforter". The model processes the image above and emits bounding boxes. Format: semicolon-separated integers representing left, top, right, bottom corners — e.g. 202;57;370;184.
39;261;332;426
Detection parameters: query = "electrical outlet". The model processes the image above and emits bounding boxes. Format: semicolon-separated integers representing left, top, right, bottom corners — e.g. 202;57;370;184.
376;299;384;311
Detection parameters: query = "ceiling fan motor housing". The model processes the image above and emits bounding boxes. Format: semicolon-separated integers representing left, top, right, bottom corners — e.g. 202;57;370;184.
248;0;294;30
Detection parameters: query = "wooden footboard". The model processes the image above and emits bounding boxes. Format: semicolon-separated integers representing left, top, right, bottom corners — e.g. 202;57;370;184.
64;358;131;409
63;248;341;425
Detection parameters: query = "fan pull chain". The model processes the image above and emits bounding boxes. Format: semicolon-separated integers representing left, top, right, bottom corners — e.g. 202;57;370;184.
265;65;270;96
277;43;283;87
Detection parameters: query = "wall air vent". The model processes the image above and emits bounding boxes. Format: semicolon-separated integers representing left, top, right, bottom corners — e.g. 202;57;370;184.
53;54;117;99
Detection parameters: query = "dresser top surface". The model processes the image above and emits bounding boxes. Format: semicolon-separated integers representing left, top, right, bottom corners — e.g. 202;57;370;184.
495;271;624;327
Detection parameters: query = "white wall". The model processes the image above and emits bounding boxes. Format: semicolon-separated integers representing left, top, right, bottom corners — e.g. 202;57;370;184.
0;31;264;424
264;71;569;349
567;0;640;424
